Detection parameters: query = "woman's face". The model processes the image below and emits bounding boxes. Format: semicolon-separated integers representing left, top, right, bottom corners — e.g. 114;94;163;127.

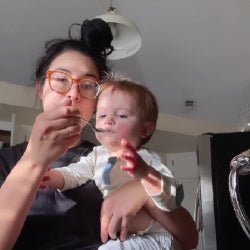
38;50;99;125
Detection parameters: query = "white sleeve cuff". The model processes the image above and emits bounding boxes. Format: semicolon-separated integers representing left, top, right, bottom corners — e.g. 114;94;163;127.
145;174;184;212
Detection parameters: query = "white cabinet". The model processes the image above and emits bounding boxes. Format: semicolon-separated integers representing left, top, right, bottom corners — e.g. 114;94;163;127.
166;152;199;179
166;152;202;250
167;152;199;214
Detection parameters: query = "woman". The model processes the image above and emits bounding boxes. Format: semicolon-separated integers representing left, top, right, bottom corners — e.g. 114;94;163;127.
0;19;198;250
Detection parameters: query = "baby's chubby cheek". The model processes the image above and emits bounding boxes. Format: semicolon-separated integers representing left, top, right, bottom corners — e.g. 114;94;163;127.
95;132;102;143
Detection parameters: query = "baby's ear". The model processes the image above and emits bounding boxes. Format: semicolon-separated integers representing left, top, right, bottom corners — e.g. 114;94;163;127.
141;121;155;139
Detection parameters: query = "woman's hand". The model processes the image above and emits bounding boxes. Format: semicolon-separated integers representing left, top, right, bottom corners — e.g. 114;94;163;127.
100;180;147;243
25;105;81;169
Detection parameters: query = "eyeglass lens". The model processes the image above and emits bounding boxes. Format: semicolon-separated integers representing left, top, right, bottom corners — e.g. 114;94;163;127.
49;71;99;99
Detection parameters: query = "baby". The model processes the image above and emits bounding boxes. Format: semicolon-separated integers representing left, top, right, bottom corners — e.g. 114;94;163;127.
42;73;183;250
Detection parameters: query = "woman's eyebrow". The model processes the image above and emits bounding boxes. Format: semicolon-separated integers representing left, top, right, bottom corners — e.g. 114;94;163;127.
53;68;98;79
84;73;98;79
54;68;71;73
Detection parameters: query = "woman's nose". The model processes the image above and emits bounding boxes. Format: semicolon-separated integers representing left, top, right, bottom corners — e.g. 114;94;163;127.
66;83;81;102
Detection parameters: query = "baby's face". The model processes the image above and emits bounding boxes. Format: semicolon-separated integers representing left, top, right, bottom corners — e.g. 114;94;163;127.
95;88;144;154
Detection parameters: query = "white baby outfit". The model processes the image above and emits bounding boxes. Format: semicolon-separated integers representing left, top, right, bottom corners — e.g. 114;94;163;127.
58;145;183;250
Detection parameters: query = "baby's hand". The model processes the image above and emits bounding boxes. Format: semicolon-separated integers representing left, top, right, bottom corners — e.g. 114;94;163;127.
120;139;149;179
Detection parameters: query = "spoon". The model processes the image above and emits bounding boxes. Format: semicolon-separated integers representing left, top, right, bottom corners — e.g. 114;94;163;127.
80;117;108;133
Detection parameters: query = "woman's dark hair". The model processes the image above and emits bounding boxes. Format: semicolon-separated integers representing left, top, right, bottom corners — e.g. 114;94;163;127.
35;18;113;84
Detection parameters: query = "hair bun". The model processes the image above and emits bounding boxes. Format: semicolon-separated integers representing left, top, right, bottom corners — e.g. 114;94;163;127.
80;18;113;57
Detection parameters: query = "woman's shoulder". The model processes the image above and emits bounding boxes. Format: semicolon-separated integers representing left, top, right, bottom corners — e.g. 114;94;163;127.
76;140;96;152
0;141;28;165
0;141;28;185
72;140;96;156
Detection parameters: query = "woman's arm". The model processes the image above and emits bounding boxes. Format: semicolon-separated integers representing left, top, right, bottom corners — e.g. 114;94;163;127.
101;180;198;249
145;196;198;250
0;155;49;250
0;106;81;250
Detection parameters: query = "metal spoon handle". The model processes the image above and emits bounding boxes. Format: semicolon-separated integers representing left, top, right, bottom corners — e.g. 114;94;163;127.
80;117;107;133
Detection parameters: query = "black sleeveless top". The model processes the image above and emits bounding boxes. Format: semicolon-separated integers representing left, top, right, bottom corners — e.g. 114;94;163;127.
0;141;103;250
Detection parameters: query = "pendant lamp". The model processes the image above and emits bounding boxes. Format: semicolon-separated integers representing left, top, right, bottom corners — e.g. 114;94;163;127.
96;2;142;60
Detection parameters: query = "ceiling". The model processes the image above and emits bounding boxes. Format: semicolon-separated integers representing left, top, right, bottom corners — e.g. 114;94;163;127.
1;0;250;135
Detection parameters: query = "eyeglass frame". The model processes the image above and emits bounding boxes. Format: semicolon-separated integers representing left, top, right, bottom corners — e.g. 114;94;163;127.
45;70;101;99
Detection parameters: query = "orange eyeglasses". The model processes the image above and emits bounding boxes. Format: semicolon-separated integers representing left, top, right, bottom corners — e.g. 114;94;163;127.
46;70;100;99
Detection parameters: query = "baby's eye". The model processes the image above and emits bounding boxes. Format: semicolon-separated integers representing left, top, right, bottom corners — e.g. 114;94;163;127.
97;114;106;119
118;114;128;118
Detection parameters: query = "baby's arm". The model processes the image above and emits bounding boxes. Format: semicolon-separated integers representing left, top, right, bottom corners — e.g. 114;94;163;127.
120;139;166;194
41;153;95;191
41;169;64;190
120;139;161;192
120;139;183;211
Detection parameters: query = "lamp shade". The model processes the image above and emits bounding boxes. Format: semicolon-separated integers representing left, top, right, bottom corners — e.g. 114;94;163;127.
96;12;142;60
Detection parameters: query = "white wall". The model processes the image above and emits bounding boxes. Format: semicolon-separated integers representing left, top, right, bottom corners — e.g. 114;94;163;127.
0;81;42;110
0;81;42;145
0;103;41;145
